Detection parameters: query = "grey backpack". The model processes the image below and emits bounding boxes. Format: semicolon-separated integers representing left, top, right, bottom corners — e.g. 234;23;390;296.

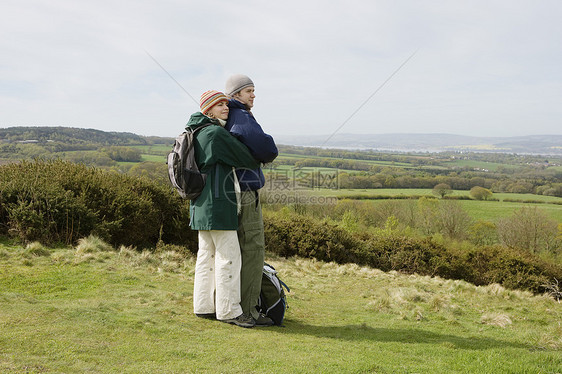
167;124;211;200
258;263;290;326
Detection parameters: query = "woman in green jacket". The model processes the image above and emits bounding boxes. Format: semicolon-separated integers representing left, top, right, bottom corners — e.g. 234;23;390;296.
189;90;260;328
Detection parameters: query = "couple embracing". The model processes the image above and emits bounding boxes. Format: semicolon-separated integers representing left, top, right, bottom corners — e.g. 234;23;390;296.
187;74;278;328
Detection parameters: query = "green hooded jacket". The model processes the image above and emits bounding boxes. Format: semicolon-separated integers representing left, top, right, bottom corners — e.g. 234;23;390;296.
187;112;260;230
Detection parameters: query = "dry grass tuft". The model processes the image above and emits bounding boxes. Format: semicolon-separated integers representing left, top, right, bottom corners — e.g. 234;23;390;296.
480;313;512;328
483;283;506;296
75;235;113;255
118;245;137;258
0;248;10;259
429;294;451;312
24;242;50;257
50;250;73;264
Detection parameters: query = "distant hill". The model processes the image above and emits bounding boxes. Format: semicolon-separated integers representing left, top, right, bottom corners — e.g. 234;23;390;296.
0;126;150;146
273;133;562;155
2;127;561;155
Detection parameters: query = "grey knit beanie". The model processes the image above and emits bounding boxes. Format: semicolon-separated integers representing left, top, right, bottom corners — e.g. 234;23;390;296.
225;74;254;96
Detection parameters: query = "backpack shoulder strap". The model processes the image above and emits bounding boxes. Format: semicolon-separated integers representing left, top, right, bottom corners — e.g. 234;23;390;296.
279;279;290;293
185;123;213;154
189;123;213;135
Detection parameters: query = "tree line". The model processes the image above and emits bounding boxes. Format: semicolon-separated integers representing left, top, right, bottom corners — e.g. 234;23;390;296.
2;126;561;197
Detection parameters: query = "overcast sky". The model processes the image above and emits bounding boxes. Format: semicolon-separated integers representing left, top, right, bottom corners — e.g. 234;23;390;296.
2;0;562;140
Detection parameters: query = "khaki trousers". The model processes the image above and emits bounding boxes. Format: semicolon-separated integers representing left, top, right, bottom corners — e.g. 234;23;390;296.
193;230;243;320
238;190;265;319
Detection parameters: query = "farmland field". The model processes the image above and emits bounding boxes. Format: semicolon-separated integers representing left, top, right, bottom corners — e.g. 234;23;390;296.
442;159;520;171
140;154;166;163
121;144;562;224
266;188;562;223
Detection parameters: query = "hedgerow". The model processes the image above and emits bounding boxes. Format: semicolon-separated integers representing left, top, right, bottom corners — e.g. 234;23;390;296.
0;159;195;248
1;159;559;294
263;210;562;294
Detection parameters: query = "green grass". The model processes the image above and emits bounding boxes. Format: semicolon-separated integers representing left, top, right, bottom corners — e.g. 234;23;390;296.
443;159;520;172
1;242;560;373
128;145;171;164
493;192;562;203
307;188;562;202
458;200;562;223
306;188;446;197
140;154;166;163
275;153;413;168
132;144;172;155
295;188;562;222
266;164;360;174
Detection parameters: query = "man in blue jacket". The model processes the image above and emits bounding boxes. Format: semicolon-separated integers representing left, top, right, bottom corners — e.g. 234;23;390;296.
225;74;278;326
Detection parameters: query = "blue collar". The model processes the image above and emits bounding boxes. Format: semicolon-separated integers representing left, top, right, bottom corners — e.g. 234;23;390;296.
228;99;247;110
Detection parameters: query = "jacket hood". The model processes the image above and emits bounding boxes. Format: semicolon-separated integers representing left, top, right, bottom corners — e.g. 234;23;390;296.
186;112;219;130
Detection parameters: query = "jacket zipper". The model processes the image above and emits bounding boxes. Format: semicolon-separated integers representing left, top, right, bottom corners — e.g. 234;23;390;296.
214;165;220;198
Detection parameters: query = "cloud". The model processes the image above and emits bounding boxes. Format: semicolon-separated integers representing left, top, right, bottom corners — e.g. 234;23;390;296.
1;0;561;138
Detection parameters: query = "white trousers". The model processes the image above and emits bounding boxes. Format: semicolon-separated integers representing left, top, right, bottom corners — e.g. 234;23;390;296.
193;230;243;320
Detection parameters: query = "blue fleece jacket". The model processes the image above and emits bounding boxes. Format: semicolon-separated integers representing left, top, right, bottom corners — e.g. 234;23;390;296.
225;99;278;191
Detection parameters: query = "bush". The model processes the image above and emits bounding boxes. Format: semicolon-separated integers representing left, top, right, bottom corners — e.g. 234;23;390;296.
497;207;559;253
264;210;469;280
463;245;562;293
361;235;469;280
469;221;498;246
433;200;473;239
470;186;493;200
432;183;452;198
0;159;195;249
263;210;364;264
263;209;562;294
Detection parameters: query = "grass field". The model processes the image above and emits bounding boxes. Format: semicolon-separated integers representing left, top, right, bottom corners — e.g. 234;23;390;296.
293;188;562;223
120;146;562;224
459;200;562;223
140;154;166;163
132;144;171;155
123;146;562;223
442;159;520;172
275;153;413;168
305;188;562;202
1;241;561;373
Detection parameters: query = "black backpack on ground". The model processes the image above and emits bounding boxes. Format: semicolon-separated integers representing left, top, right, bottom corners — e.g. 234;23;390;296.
258;263;290;326
167;124;211;200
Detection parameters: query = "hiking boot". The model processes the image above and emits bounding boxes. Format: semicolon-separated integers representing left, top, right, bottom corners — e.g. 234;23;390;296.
254;313;274;327
195;313;216;320
220;314;255;328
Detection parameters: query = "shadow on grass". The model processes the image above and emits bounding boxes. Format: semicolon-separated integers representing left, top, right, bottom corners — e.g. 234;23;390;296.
280;320;531;350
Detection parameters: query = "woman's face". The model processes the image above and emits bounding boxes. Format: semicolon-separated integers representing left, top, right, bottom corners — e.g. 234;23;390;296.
207;100;229;120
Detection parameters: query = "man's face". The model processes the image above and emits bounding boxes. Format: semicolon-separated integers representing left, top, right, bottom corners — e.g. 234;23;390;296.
234;86;255;109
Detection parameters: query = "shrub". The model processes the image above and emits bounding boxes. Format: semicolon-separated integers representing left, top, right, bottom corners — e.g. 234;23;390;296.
463;245;562;293
360;235;469;281
263;210;365;265
432;183;452;198
263;210;469;281
469;221;498;246
497;207;559;253
263;209;562;294
103;146;142;162
470;186;493;200
433;200;472;239
415;197;439;235
0;159;195;249
128;162;169;186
